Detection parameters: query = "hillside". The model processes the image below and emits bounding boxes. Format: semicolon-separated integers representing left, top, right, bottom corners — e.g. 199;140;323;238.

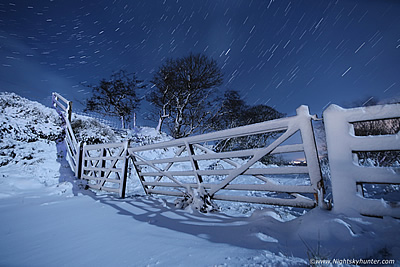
0;92;399;266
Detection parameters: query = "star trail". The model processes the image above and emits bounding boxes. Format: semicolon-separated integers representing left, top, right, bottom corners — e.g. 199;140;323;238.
1;0;399;125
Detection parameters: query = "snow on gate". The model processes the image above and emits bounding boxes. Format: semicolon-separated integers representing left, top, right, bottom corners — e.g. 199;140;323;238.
52;92;400;217
324;104;400;217
52;93;129;198
129;105;324;209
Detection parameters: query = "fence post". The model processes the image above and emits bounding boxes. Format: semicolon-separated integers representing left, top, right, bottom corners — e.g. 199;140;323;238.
120;140;130;198
295;106;326;208
52;93;56;108
66;100;72;122
75;141;83;179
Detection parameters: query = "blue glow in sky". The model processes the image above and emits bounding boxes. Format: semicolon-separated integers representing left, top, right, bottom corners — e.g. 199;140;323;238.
1;0;399;124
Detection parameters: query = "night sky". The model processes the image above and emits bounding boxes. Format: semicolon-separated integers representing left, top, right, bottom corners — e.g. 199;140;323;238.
1;0;399;126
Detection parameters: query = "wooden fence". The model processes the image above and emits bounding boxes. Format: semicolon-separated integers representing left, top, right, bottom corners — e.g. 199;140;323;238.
52;92;127;197
52;92;399;216
324;104;400;217
52;92;82;177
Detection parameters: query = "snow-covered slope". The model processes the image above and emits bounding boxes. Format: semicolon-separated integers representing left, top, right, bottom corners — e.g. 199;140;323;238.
0;92;71;198
1;93;399;266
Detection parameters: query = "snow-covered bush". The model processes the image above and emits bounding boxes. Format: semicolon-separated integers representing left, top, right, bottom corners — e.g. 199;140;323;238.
71;116;117;145
0;92;68;192
0;92;63;143
0;92;64;167
125;127;173;147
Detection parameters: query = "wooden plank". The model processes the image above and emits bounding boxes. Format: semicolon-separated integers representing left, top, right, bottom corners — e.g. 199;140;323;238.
82;166;123;173
119;141;130;198
83;156;126;161
65;121;78;147
185;141;203;183
65;131;77;156
296;109;324;191
146;189;185;196
354;167;400;184
53;92;70;104
75;141;83;179
132;144;304;166
350;135;400;151
142;181;315;193
130;154;149;194
84;142;126;150
139;166;309;177
343;103;400;123
128;116;292;153
53;98;67;112
81;175;123;184
145;189;315;208
213;194;316;208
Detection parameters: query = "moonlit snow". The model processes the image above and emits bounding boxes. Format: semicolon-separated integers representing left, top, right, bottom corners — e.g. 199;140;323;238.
1;92;399;266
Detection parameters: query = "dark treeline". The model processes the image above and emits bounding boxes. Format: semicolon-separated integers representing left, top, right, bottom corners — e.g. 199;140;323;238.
84;53;284;140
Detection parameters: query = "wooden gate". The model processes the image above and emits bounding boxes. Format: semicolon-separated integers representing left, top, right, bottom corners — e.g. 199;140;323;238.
81;141;130;198
129;105;325;208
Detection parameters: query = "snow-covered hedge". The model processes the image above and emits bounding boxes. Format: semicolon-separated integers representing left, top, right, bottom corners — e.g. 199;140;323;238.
0;92;64;167
71;115;117;145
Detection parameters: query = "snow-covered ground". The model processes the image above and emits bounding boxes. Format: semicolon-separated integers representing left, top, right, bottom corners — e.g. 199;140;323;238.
1;92;399;266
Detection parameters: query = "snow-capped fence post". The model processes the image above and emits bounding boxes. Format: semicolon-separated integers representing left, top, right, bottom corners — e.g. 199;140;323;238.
75;141;83;179
52;92;72;121
295;106;327;208
119;140;130;199
66;100;72;123
323;104;400;217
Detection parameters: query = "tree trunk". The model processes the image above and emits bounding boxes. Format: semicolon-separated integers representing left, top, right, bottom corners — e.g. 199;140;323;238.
156;117;164;133
121;115;125;129
173;109;183;138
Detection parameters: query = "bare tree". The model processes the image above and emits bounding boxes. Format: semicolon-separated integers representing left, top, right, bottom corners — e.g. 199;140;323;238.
148;53;223;138
85;70;144;128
